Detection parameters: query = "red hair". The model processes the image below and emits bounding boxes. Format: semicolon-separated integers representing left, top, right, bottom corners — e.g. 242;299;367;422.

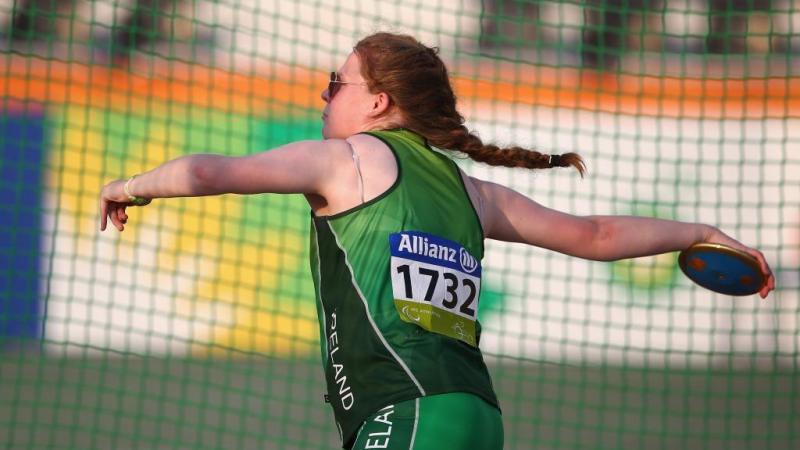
354;32;585;176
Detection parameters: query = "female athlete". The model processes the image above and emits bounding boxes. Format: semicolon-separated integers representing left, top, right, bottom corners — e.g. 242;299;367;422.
100;32;775;450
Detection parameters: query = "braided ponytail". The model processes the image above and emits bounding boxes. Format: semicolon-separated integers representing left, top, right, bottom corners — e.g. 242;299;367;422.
434;124;585;176
354;32;586;177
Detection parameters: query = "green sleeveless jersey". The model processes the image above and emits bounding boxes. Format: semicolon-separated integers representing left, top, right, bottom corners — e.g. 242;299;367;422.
309;129;499;447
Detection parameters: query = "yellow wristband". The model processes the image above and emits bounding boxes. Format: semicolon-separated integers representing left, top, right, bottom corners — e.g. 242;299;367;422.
124;175;152;206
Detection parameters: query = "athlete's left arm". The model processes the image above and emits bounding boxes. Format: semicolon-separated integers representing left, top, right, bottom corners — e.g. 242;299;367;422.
471;177;774;295
99;140;349;232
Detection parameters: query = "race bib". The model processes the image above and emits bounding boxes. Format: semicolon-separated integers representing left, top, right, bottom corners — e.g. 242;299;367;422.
388;231;481;346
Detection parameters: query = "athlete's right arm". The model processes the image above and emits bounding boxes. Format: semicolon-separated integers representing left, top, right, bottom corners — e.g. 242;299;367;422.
100;139;353;231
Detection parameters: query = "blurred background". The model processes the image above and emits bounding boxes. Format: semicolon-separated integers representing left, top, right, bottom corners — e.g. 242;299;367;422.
1;0;799;70
1;1;798;449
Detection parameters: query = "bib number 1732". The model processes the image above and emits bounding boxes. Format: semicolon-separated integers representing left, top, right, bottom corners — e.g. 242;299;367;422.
388;231;481;346
394;264;477;317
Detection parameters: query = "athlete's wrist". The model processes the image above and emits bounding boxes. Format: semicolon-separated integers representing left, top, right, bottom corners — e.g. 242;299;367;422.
124;175;152;206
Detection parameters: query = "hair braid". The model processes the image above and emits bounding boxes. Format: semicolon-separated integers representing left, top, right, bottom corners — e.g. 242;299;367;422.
355;32;586;177
448;126;585;175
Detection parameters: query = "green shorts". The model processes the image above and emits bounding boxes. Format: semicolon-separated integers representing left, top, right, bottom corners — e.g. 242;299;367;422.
350;392;503;450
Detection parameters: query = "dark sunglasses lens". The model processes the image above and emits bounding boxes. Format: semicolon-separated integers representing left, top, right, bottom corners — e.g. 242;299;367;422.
329;82;340;98
328;72;339;98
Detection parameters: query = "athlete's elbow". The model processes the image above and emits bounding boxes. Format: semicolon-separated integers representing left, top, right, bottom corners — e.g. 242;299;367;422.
584;218;621;261
186;155;223;195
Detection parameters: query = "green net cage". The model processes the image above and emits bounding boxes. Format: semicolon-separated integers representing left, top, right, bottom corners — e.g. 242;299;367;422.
1;1;798;449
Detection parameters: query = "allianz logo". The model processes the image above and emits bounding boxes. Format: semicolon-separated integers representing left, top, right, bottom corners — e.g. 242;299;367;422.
459;247;478;274
396;232;479;274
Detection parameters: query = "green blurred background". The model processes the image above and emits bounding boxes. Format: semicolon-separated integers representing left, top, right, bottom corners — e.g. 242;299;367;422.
1;1;798;449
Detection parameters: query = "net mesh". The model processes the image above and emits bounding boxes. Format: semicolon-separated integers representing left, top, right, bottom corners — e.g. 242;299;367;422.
1;1;798;449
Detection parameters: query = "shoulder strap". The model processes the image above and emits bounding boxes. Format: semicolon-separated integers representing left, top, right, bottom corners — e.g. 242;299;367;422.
344;138;365;204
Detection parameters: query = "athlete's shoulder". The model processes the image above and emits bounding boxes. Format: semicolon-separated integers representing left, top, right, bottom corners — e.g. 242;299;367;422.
314;138;353;156
319;135;390;157
310;138;366;173
347;132;392;150
345;133;396;168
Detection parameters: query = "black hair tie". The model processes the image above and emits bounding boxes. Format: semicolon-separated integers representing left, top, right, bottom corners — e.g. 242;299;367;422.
548;154;562;168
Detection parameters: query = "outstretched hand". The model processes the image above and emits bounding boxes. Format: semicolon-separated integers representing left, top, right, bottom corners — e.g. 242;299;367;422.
100;179;134;232
702;229;776;299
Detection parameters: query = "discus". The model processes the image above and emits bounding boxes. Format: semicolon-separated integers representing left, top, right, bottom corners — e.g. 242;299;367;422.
678;243;765;296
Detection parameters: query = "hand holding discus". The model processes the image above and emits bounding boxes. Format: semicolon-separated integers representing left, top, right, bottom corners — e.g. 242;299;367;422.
679;242;775;298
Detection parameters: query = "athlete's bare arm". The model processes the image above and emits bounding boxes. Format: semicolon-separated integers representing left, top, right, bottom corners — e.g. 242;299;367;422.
469;176;774;298
99;139;355;231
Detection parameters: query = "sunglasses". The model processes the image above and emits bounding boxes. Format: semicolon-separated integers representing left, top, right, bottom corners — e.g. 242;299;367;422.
328;71;366;100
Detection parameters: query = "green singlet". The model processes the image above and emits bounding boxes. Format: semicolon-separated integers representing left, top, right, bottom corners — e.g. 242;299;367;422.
310;129;501;449
351;392;503;450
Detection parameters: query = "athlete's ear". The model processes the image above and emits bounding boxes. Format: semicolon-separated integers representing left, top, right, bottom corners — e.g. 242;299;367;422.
368;92;392;118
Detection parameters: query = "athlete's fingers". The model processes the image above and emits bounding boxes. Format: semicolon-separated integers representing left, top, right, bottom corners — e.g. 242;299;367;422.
108;203;124;231
759;272;775;299
116;205;128;224
738;247;773;299
100;199;108;231
747;249;771;280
